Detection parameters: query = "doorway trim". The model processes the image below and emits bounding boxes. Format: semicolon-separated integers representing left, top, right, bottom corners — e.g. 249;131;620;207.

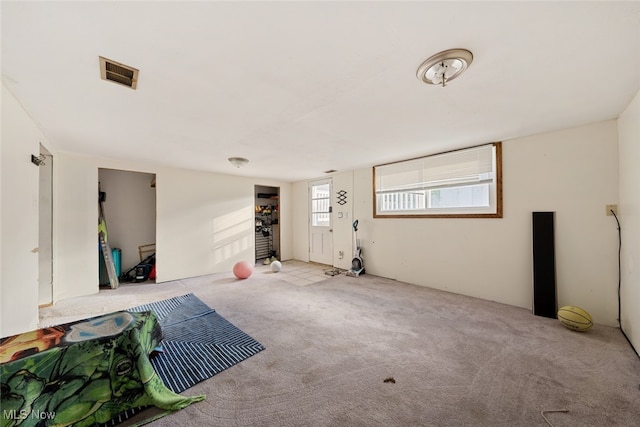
38;144;53;307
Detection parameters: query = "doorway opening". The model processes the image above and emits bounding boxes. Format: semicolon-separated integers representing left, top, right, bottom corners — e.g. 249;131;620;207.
255;185;280;265
38;144;53;307
98;169;157;287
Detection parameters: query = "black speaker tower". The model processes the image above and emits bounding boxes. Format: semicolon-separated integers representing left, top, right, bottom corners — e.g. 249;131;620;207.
532;212;557;318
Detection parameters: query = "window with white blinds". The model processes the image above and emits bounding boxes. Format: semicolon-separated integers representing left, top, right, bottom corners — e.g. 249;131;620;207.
374;142;502;218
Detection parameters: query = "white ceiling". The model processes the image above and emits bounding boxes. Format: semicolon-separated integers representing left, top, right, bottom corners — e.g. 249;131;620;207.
2;1;639;182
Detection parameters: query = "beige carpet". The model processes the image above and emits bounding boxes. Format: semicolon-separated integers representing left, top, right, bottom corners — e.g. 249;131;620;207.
40;262;640;426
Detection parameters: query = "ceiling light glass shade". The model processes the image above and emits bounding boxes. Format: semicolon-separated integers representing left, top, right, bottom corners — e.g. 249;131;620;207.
417;49;473;86
228;157;249;168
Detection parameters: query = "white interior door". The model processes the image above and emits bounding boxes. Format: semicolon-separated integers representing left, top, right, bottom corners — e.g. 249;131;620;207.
309;179;333;265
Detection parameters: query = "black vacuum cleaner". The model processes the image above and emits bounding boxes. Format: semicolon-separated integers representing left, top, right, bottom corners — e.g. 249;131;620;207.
347;219;365;277
121;253;155;283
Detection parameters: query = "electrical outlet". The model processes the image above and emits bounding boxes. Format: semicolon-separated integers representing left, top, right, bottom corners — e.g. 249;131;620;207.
606;204;618;216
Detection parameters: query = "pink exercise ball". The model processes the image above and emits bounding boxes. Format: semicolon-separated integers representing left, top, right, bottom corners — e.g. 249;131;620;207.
233;260;254;279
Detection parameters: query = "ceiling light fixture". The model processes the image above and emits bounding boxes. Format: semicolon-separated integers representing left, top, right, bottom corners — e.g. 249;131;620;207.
228;157;249;168
416;48;473;87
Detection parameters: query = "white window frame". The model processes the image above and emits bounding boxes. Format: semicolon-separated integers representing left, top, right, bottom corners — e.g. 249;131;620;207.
373;142;502;218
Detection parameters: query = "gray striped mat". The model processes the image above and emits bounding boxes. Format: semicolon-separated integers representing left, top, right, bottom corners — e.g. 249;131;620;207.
128;293;265;393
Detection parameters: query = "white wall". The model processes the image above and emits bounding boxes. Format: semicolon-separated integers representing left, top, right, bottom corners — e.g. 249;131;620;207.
295;120;621;326
1;84;54;336
329;172;355;271
292;181;309;262
54;154;101;302
618;89;640;353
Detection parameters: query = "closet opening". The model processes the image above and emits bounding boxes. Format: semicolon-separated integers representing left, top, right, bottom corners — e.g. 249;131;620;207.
98;169;157;288
254;185;280;265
